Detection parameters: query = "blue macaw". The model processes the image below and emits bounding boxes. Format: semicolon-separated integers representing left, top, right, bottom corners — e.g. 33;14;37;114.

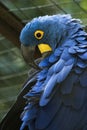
0;14;87;130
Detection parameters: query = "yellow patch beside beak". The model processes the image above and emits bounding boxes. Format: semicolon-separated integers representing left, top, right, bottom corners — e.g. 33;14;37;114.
38;43;52;54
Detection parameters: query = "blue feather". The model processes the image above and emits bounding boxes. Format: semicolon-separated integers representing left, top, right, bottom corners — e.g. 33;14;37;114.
71;30;87;38
49;53;58;63
76;36;86;42
76;48;86;53
79;44;87;48
37;69;48;81
39;57;50;68
32;82;44;92
40;74;57;106
77;59;87;68
56;63;73;83
78;52;87;60
22;105;37;121
54;48;62;56
65;58;74;65
47;59;65;75
68;23;82;36
79;71;87;87
20;104;38;130
75;67;83;74
61;48;72;61
20;122;27;130
69;47;77;54
53;59;65;73
79;40;87;45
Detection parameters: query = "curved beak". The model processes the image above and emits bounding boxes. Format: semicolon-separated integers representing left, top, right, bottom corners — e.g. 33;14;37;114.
21;44;41;70
21;43;52;69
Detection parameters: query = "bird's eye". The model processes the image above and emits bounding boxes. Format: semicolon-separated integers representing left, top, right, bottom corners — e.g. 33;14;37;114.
34;30;44;40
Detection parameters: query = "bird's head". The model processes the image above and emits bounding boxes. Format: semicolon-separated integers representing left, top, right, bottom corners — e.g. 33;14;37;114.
20;14;77;69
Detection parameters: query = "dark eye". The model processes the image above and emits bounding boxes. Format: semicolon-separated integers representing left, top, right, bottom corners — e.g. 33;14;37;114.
34;30;44;40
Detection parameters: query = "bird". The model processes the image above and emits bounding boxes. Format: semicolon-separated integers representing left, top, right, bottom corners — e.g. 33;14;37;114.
0;14;87;130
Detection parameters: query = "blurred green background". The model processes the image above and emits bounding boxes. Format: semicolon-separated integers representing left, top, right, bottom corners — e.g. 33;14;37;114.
0;0;87;121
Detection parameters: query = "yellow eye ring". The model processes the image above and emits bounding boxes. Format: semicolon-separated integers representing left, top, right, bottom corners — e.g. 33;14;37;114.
34;30;44;40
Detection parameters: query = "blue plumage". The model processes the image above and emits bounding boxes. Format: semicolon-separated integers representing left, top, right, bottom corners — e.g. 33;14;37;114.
19;14;87;130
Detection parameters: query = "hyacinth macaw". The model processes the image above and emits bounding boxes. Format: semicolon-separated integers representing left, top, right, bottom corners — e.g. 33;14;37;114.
0;14;87;130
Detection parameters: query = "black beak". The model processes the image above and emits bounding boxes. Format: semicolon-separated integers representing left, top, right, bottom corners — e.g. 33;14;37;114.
21;44;41;70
